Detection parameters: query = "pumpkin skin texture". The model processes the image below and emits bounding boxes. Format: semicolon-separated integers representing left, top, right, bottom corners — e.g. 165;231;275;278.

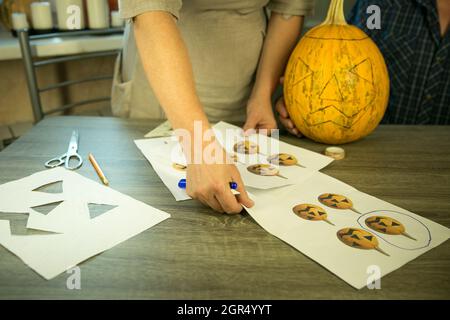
284;1;390;144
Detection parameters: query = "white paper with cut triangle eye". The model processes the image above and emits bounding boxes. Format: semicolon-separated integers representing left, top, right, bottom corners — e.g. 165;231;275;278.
0;167;170;280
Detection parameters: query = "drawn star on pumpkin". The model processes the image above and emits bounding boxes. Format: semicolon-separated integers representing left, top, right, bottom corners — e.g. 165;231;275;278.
290;57;378;129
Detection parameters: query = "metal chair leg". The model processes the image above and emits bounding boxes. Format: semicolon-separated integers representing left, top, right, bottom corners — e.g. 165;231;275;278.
18;29;44;123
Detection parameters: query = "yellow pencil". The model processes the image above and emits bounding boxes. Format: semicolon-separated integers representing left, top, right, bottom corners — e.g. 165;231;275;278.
88;153;109;186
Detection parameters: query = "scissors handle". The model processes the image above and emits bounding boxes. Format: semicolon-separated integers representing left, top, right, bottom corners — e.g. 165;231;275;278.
45;154;66;168
64;153;83;170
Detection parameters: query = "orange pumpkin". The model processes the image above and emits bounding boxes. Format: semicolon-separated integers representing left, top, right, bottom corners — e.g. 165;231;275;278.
284;0;389;144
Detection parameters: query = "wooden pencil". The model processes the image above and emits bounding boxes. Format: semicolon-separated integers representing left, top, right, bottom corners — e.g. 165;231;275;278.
88;153;109;186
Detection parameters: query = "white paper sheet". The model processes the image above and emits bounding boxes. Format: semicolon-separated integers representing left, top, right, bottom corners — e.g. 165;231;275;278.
213;121;334;171
135;137;240;201
0;168;170;279
135;122;333;200
212;122;333;189
245;172;450;289
135;137;190;201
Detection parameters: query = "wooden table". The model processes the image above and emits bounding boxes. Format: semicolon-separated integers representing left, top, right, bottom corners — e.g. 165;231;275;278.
0;116;449;299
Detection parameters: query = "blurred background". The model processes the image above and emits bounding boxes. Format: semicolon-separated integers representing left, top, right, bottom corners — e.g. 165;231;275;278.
0;0;355;148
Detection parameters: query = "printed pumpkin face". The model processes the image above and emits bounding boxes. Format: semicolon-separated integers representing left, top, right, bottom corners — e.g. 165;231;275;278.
337;228;379;250
318;193;353;209
233;141;259;154
267;153;298;166
172;163;187;172
365;216;416;240
366;216;404;234
247;164;278;176
337;228;389;256
283;0;389;144
292;204;334;225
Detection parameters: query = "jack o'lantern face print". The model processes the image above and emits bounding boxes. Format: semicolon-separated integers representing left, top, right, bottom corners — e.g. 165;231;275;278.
267;153;298;166
292;204;334;225
337;228;389;256
318;193;353;209
366;216;404;234
337;228;378;250
365;216;416;240
233;141;259;154
247;164;278;176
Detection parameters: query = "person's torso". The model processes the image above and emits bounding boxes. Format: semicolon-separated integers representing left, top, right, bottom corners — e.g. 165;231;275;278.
349;0;450;125
124;0;272;121
178;0;270;119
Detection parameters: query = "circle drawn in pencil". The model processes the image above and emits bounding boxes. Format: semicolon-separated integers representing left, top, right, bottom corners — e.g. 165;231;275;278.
318;193;362;214
172;163;187;172
267;153;305;168
233;141;259;154
358;210;432;250
365;216;416;241
337;228;389;256
292;204;334;225
247;164;287;179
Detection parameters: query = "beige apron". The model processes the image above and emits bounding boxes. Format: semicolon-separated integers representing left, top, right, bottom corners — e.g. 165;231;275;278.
112;0;314;122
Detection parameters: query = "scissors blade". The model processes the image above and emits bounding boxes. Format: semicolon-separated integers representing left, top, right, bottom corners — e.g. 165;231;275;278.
67;130;79;155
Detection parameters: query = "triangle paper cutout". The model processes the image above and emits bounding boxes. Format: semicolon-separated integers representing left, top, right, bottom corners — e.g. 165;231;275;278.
32;181;63;194
87;203;118;219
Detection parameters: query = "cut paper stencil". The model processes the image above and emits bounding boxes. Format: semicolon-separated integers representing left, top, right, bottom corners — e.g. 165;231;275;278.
245;172;450;289
0;168;170;280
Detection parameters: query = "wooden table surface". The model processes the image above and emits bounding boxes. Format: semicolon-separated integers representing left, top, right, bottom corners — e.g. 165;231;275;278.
0;116;449;299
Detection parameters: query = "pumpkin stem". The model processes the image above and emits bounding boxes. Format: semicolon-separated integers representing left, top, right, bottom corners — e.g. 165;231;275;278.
322;0;347;26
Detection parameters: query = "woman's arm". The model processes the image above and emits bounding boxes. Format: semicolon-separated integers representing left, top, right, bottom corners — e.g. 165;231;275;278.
134;11;253;213
134;12;206;131
244;13;304;133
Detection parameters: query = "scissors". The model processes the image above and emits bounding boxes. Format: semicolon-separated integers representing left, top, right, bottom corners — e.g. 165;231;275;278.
45;130;83;170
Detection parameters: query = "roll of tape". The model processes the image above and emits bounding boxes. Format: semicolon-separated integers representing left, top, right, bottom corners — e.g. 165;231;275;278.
325;146;345;160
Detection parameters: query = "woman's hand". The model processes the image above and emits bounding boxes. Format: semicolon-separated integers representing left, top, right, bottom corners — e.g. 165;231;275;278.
243;12;304;135
186;163;254;214
275;77;302;137
185;142;254;214
243;97;278;134
275;96;302;137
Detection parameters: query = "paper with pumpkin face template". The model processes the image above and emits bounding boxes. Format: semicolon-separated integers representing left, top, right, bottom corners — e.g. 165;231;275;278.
134;137;240;201
0;167;170;280
134;137;191;201
245;171;450;289
136;122;333;197
135;137;300;196
213;121;334;170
